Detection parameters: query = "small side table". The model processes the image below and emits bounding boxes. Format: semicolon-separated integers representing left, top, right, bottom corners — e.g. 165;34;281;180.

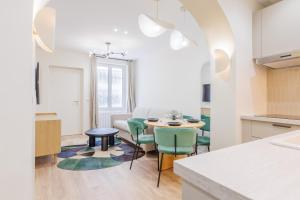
85;128;119;151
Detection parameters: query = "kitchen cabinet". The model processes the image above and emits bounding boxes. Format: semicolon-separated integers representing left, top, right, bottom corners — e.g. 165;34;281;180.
242;119;300;143
253;0;300;58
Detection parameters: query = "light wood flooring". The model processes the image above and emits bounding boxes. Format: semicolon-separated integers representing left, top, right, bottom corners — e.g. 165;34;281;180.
35;135;182;200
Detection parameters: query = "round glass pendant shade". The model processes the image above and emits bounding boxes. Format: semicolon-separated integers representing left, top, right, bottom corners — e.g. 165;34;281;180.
170;30;190;50
138;14;174;38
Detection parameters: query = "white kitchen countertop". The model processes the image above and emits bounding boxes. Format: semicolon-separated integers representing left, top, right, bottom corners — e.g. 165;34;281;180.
174;130;300;200
241;115;300;126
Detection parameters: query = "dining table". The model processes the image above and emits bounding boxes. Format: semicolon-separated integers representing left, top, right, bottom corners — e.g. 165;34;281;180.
145;118;205;128
144;118;205;170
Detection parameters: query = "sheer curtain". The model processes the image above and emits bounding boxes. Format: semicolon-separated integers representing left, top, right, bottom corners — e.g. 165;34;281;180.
127;60;136;112
90;54;99;128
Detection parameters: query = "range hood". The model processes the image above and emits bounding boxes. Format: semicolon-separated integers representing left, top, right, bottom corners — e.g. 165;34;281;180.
256;50;300;68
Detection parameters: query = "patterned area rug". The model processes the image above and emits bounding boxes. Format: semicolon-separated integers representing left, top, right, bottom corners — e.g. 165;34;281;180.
57;139;144;171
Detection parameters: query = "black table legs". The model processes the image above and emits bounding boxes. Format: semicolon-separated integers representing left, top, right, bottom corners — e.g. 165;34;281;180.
89;136;96;147
109;135;115;146
101;136;109;151
89;135;115;151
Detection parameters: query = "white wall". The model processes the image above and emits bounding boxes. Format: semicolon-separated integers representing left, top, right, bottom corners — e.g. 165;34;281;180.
218;0;267;145
135;12;210;118
0;1;34;199
36;47;91;131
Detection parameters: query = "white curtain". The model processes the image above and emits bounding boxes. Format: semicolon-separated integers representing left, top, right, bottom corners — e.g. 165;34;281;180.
127;60;136;112
90;54;99;128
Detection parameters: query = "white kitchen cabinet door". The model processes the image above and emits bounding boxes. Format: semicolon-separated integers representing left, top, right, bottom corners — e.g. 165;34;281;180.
261;0;300;57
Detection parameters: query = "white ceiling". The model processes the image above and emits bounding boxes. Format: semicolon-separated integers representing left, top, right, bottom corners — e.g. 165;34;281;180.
47;0;207;59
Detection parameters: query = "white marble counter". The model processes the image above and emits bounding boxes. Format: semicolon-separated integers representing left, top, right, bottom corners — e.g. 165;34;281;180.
174;130;300;200
241;115;300;126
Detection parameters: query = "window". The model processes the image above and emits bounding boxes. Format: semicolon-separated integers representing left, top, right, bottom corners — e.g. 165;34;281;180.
97;63;127;111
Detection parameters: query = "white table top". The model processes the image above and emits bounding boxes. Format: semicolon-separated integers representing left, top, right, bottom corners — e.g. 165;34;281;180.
174;130;300;200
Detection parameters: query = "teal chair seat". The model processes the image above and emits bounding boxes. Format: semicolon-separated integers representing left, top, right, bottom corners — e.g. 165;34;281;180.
138;134;154;144
158;146;194;155
197;136;210;145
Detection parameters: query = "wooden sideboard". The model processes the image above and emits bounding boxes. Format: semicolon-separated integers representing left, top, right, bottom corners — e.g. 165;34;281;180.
35;113;61;160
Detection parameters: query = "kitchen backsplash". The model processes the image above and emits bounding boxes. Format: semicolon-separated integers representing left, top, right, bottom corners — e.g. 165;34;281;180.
267;67;300;116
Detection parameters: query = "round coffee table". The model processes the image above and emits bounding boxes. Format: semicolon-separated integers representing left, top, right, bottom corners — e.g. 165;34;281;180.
85;128;119;151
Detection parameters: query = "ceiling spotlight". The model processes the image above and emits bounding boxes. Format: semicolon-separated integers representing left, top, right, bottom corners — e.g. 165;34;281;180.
113;28;119;32
124;30;128;35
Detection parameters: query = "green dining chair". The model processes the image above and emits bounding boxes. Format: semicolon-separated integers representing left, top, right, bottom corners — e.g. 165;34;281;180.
197;115;210;152
127;119;155;170
183;115;193;120
131;118;148;130
154;127;197;187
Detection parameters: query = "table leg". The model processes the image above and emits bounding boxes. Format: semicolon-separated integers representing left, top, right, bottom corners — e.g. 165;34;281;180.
89;136;96;147
101;136;109;151
159;153;186;170
109;135;115;146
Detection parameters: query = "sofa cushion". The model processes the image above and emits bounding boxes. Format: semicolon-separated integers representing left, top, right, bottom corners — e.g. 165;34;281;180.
132;107;149;118
113;120;130;132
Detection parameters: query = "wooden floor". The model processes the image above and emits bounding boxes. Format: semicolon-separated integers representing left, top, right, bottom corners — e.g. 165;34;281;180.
35;135;182;200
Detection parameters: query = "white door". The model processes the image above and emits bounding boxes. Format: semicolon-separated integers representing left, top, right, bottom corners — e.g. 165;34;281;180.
49;66;82;136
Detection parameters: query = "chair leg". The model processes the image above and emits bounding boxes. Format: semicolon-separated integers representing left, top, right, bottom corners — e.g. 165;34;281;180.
130;144;138;170
157;153;164;187
208;145;210;152
135;144;140;160
156;145;159;171
157;151;159;171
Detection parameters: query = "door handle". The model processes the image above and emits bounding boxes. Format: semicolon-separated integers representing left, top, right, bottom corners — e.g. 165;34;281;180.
272;123;292;128
72;100;80;103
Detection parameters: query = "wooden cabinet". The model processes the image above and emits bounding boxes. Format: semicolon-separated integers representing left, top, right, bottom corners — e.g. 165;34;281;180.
35;113;61;157
242;119;300;143
253;0;300;58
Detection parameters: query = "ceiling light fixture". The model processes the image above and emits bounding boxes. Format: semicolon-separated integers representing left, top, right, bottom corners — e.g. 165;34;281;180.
33;7;56;53
214;49;230;73
124;30;128;35
170;7;197;50
138;0;174;38
113;28;119;32
98;42;127;59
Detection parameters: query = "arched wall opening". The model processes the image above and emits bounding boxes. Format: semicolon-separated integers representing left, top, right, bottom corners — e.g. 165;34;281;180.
180;0;266;150
180;0;236;150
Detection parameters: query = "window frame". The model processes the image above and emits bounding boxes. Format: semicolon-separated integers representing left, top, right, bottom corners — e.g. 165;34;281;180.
96;62;127;112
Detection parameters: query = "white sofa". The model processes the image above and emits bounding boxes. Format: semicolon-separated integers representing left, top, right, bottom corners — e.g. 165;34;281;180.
111;107;172;152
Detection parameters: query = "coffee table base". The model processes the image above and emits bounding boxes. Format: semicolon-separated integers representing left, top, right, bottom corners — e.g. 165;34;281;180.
88;135;116;151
